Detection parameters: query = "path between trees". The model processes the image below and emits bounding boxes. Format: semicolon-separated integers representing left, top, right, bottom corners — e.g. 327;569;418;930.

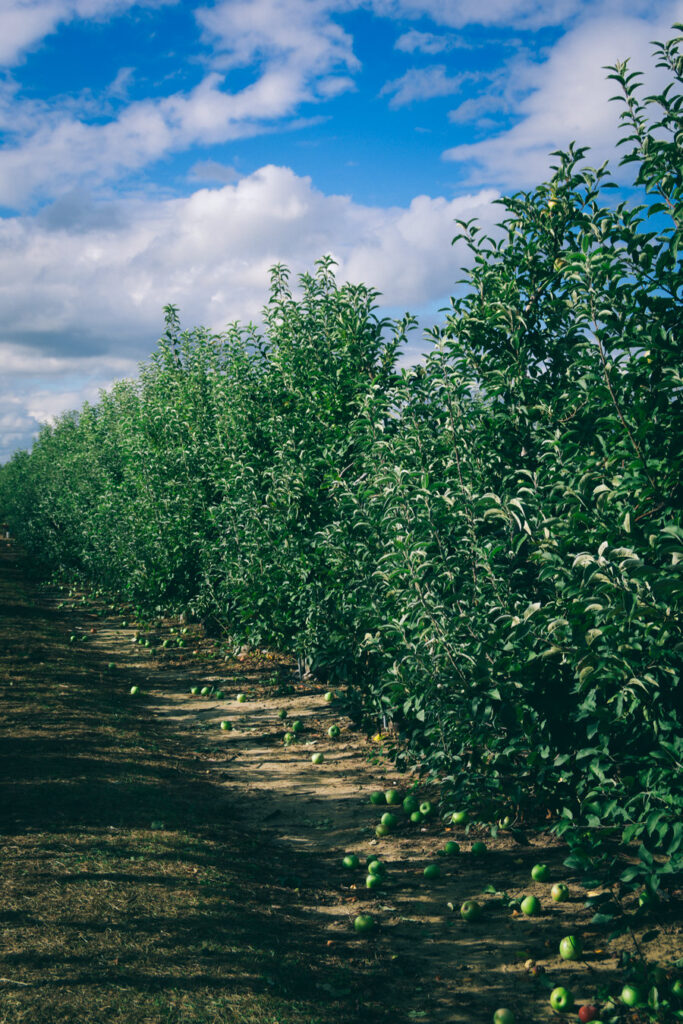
0;545;679;1024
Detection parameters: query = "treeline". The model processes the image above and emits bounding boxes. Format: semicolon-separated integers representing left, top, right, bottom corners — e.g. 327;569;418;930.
2;34;681;892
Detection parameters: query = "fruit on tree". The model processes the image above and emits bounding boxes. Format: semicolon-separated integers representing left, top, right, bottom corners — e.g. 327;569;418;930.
559;935;582;960
549;987;573;1012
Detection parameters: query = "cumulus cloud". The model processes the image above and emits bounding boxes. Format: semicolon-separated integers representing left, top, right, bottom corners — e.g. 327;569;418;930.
442;5;683;187
0;166;499;458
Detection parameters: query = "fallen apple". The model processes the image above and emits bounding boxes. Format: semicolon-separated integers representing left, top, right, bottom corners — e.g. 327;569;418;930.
620;984;642;1008
578;1005;600;1023
385;789;402;806
328;724;340;739
311;752;324;765
419;800;433;818
460;900;481;921
220;720;232;730
451;810;468;825
375;823;390;837
520;895;541;917
370;791;386;806
551;882;569;902
354;914;374;934
277;709;287;720
402;794;419;814
380;812;398;830
236;693;246;703
366;873;381;890
367;859;386;877
130;685;139;695
549;987;573;1012
292;719;303;733
531;863;550;882
559;935;582;961
444;840;460;855
342;854;359;870
423;864;440;880
493;1010;515;1024
324;691;334;703
471;841;487;856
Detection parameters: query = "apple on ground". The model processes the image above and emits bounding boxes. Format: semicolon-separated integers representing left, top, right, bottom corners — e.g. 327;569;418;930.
559;935;582;961
342;854;359;870
423;864;440;880
549;987;573;1012
460;900;481;921
531;863;550;882
551;882;569;902
367;859;386;876
220;720;232;730
419;800;433;818
292;719;303;733
283;732;295;745
471;841;487;856
451;810;468;825
385;789;402;806
130;686;139;695
324;691;334;703
493;1010;515;1024
578;1005;600;1023
375;823;390;837
277;709;287;719
328;724;340;739
354;914;374;934
201;686;210;696
520;895;540;917
366;873;381;890
311;752;324;765
236;693;246;703
215;690;224;699
620;984;643;1007
402;794;419;814
370;791;386;806
410;810;424;824
380;812;398;830
190;686;199;695
444;840;460;855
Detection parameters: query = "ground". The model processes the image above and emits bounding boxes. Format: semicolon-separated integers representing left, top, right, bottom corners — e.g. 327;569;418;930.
0;544;680;1024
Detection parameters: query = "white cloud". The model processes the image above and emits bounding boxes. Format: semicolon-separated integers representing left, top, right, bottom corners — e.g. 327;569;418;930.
0;166;498;459
0;0;176;67
381;65;471;107
395;29;453;54
442;6;683;187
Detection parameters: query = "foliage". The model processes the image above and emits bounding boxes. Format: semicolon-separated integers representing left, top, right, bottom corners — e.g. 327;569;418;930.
1;29;681;902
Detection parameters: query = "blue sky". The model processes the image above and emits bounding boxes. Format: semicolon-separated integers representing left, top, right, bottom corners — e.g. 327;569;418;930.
1;0;680;461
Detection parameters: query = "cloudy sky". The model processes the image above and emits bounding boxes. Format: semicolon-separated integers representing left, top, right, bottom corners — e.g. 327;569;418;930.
1;0;680;461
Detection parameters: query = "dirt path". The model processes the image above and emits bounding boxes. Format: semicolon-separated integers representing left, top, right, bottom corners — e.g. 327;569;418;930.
1;545;680;1024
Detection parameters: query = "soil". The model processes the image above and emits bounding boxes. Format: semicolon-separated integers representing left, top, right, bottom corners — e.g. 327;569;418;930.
0;542;680;1024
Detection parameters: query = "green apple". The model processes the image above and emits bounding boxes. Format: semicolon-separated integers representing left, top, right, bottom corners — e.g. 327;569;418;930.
444;840;460;855
451;810;468;825
311;752;324;765
220;720;232;731
367;859;385;876
342;854;359;870
236;693;246;703
402;794;419;814
531;863;550;882
375;823;390;838
419;800;433;818
107;662;116;671
385;789;402;806
493;1010;515;1024
410;811;424;824
215;690;224;699
130;685;139;695
277;709;287;720
324;691;334;703
460;900;481;921
549;987;573;1012
498;815;512;830
328;724;341;739
559;935;582;961
283;732;295;745
291;719;303;733
370;791;386;806
366;873;381;890
423;864;440;880
354;914;374;934
551;882;569;902
471;841;487;856
620;985;642;1007
380;812;398;830
190;686;199;695
520;895;540;916
201;686;210;696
